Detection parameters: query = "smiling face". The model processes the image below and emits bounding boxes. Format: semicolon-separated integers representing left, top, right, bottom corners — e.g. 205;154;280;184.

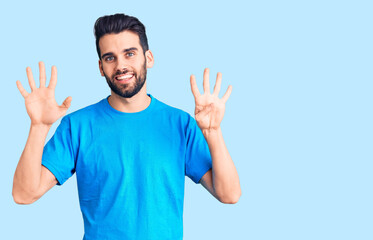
98;30;154;98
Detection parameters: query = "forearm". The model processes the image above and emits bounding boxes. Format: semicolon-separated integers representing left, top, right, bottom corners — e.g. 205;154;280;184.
203;127;241;203
13;124;51;201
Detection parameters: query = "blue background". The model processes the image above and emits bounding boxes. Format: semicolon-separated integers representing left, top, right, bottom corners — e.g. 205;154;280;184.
1;0;372;239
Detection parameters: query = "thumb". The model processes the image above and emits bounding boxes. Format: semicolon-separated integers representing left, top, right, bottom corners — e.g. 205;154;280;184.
60;96;72;109
195;103;213;120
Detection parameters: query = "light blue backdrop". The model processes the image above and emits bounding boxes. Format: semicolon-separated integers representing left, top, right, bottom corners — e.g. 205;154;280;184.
1;0;372;239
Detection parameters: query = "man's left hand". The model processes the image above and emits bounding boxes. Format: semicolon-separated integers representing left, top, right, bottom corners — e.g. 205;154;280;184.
190;68;232;133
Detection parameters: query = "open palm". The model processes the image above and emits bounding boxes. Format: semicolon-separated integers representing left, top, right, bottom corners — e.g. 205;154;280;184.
16;62;72;126
190;68;232;131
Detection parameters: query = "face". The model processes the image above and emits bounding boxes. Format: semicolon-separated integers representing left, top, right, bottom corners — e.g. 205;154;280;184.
98;31;154;98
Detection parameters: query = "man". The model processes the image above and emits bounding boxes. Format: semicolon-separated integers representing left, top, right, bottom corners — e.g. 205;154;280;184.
13;13;241;239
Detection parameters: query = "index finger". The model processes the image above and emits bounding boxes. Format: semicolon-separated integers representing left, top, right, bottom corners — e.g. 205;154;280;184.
48;65;57;89
190;74;201;100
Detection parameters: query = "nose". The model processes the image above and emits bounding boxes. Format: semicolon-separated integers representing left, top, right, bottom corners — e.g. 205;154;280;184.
115;55;128;73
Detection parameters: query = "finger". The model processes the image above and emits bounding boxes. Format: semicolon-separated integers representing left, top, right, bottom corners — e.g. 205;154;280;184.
26;66;36;91
39;61;46;88
16;81;29;98
222;85;233;103
48;65;57;89
190;74;201;100
60;96;72;109
203;68;210;94
213;72;222;96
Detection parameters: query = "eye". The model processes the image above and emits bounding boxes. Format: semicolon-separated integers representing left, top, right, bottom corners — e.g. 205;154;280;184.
126;52;135;57
105;56;114;62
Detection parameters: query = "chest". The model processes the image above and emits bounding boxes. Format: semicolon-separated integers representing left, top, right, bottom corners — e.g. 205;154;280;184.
74;120;186;199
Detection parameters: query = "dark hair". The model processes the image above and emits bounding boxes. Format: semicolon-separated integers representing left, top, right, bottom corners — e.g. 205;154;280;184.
94;13;149;59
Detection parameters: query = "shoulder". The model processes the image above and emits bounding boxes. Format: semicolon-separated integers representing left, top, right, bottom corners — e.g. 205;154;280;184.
152;96;194;123
61;98;107;123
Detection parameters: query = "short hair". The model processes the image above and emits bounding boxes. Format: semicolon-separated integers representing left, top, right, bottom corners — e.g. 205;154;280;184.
94;13;149;59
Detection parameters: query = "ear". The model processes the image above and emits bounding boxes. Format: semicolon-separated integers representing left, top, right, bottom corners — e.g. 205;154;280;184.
145;50;154;68
99;59;104;76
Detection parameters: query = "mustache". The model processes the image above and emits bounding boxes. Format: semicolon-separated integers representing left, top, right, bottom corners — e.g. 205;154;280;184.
114;69;134;77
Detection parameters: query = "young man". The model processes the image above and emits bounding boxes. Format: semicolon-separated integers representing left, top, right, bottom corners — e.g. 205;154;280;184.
13;13;241;239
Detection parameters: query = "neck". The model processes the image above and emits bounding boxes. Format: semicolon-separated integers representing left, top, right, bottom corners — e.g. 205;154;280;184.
108;83;151;113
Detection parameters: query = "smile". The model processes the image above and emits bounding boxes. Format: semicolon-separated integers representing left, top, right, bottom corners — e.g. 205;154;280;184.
115;73;134;83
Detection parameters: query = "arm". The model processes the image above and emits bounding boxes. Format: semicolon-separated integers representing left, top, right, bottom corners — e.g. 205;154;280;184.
13;124;57;204
13;62;72;204
190;68;241;204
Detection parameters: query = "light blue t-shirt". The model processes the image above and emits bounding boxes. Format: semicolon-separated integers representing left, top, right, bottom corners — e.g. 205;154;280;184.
42;94;212;240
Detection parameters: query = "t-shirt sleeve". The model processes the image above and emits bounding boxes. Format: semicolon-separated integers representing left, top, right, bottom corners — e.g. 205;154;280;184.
185;115;212;184
42;116;76;186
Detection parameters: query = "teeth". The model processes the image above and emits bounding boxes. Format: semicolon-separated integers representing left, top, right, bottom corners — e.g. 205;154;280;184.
117;74;133;80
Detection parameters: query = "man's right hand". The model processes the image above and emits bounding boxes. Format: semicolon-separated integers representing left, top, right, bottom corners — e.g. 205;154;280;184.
16;61;72;126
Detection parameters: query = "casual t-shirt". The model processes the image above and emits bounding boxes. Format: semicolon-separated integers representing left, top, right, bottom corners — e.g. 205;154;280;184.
42;94;212;240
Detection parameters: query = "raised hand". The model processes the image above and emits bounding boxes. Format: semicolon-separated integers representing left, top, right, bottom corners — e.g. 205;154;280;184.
16;62;72;126
190;68;232;132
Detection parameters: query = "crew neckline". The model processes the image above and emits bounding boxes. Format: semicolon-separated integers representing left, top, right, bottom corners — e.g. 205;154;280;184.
102;94;156;116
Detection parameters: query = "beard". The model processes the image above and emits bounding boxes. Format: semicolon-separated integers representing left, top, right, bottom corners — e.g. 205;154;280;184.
104;61;147;98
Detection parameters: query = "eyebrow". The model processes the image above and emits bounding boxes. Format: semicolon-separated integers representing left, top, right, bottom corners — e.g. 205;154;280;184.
101;47;139;59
